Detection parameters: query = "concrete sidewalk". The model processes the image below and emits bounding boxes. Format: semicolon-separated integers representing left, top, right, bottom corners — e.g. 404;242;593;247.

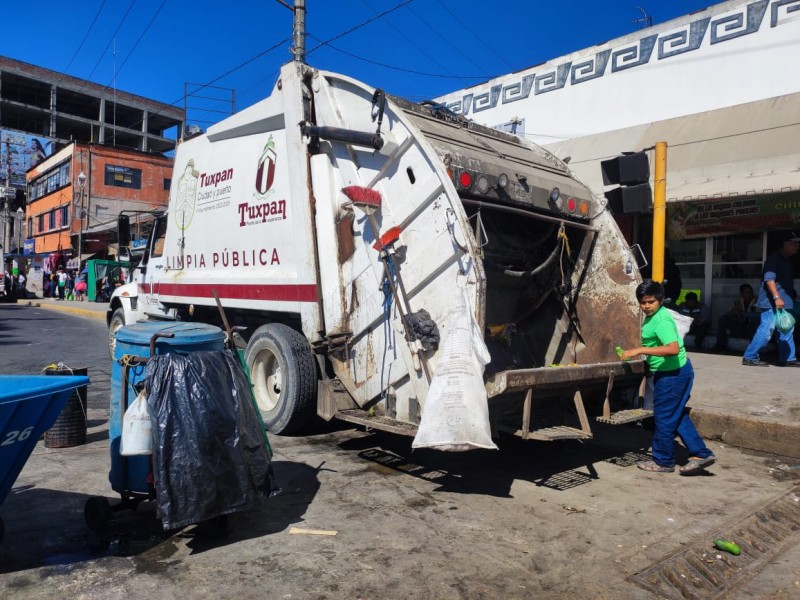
24;297;800;459
21;297;108;321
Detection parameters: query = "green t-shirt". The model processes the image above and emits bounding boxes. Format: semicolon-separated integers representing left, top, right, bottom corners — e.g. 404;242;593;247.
641;306;686;372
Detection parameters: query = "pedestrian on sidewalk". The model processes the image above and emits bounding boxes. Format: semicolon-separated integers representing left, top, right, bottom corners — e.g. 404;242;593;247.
742;231;800;367
56;267;67;300
620;280;716;475
714;283;758;350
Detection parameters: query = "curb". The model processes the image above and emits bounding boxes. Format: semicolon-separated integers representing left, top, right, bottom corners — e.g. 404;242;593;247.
692;408;800;459
23;300;107;322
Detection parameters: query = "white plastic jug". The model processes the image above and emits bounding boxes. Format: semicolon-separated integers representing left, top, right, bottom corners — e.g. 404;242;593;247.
120;389;153;455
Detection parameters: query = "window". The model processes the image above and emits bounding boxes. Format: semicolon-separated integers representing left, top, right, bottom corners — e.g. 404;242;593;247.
105;164;142;189
59;205;69;228
29;161;70;201
163;178;171;190
27;217;33;238
150;217;168;258
48;209;56;230
37;214;44;233
670;233;767;327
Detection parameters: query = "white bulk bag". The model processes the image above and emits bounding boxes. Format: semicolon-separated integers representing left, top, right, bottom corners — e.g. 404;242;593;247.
412;290;498;452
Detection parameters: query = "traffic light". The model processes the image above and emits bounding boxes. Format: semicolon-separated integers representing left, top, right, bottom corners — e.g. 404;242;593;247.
600;152;652;214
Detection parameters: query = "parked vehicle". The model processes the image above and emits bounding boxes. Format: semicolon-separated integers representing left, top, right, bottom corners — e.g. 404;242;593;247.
109;59;646;442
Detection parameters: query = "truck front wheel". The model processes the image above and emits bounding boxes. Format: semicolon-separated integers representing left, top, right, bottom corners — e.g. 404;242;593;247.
108;308;126;358
245;323;317;434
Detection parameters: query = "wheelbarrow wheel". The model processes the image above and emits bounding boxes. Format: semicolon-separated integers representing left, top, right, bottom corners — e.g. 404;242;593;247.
84;496;112;530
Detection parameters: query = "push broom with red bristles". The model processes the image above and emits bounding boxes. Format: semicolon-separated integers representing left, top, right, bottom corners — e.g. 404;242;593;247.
342;185;382;216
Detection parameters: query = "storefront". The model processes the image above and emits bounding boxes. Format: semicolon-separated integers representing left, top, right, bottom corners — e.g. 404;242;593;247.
666;191;800;322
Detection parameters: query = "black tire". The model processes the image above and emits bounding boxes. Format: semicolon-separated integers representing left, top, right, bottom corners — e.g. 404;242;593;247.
108;308;126;359
84;496;112;531
245;323;317;435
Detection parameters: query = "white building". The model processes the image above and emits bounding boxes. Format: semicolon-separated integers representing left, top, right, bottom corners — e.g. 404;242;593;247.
436;0;800;327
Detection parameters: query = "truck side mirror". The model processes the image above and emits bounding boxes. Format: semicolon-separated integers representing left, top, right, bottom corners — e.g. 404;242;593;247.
118;215;131;262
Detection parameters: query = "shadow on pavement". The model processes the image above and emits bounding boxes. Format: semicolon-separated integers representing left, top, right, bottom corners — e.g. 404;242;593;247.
336;423;669;498
0;459;318;574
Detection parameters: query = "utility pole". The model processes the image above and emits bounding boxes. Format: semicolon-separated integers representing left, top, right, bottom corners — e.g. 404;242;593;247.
276;0;306;63
76;171;87;269
651;142;668;282
293;0;306;63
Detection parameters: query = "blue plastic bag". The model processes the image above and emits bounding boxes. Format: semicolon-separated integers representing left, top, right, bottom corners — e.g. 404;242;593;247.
775;309;795;334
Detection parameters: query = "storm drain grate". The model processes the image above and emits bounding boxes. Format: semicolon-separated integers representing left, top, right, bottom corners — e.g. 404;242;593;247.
630;486;800;599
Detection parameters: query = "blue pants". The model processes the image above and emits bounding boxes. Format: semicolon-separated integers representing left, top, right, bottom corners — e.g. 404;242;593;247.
743;309;796;364
651;359;713;467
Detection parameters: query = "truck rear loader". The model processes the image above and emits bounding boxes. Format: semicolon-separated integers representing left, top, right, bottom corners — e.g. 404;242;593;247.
109;60;647;444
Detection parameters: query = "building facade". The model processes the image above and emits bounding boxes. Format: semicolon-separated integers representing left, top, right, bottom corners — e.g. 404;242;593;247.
436;0;800;326
0;54;183;254
26;142;172;262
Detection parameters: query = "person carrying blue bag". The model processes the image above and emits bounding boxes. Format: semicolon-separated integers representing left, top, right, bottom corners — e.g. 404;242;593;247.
742;231;800;367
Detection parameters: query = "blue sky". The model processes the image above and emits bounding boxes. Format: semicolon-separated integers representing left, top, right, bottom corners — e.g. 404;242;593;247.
3;0;715;127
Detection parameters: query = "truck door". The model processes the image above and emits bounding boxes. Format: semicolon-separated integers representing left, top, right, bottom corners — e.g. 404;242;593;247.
142;216;168;317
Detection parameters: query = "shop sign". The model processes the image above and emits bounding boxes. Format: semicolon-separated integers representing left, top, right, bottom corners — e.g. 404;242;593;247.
23;239;35;255
667;190;800;239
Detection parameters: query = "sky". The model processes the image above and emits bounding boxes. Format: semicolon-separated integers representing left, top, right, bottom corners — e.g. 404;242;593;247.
2;0;718;129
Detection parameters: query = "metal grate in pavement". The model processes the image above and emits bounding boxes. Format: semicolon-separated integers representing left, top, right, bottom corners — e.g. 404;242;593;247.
630;486;800;599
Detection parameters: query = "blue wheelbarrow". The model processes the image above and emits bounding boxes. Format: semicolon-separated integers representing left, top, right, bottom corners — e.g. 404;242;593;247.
0;374;91;541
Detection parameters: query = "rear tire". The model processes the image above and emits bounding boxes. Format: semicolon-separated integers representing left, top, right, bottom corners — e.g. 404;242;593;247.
108;308;126;358
245;323;317;434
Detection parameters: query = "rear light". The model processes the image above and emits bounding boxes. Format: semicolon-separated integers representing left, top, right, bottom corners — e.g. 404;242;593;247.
579;200;590;216
566;197;577;213
459;171;472;189
476;175;490;194
497;173;509;189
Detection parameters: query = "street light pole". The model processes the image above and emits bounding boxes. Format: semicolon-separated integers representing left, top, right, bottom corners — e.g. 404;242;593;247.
76;171;87;270
16;207;23;252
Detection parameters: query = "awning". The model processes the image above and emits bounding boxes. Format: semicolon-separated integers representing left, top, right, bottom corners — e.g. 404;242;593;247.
544;92;800;206
66;253;97;270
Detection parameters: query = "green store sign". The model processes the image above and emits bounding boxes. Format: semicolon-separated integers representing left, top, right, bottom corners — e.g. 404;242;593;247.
667;190;800;240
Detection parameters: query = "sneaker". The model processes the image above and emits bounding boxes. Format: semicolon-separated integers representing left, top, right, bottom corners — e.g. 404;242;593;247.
777;360;800;367
742;358;769;367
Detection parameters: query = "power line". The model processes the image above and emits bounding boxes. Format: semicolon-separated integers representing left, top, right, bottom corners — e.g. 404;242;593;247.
84;0;138;82
110;0;168;81
309;34;495;82
356;0;458;79
60;0;109;79
404;3;493;78
307;0;412;56
432;0;514;71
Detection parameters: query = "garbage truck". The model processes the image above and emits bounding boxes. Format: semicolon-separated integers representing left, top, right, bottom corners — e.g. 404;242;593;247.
108;59;647;443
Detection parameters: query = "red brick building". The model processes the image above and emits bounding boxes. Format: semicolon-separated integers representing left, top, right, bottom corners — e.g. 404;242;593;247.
26;142;173;262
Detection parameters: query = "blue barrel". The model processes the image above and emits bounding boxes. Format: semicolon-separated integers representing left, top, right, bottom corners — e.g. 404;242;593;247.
110;322;225;495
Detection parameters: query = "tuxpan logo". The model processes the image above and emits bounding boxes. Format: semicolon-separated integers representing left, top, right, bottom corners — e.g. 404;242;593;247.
175;159;199;231
237;135;287;227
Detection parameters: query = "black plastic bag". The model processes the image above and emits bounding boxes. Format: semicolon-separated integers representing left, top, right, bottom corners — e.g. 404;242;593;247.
146;350;274;529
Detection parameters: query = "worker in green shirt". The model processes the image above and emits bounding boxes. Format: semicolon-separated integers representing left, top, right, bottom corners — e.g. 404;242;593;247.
620;280;716;475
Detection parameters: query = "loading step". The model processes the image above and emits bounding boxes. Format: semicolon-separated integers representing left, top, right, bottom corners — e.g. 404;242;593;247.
511;425;593;442
596;408;653;425
336;408;419;437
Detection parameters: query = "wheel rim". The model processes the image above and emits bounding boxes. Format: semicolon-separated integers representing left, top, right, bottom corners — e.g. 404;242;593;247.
252;348;282;413
109;317;123;357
